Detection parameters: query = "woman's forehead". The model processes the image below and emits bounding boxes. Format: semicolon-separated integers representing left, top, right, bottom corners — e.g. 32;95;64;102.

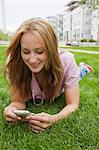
20;32;46;49
21;32;42;43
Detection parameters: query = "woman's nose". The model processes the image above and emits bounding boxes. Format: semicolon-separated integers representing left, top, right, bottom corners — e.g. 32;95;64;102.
29;53;37;63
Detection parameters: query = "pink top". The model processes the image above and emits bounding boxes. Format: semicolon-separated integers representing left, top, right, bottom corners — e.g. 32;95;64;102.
31;50;80;100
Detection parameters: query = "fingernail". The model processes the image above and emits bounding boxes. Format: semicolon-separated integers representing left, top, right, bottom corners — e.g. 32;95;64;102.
17;117;21;120
26;117;30;119
31;113;35;115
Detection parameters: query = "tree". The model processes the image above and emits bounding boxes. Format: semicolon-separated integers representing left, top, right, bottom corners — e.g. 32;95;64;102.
80;0;99;10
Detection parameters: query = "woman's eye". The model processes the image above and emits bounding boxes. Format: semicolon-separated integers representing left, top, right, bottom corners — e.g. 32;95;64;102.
23;51;29;54
37;51;44;54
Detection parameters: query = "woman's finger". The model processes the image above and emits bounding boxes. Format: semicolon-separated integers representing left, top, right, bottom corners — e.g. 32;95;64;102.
29;119;49;129
6;117;17;122
6;111;17;118
29;123;44;131
29;119;41;126
29;115;49;123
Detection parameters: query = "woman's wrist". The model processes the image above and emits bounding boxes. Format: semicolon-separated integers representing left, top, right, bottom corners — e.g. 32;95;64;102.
4;105;17;111
52;104;79;123
9;102;26;109
52;114;61;123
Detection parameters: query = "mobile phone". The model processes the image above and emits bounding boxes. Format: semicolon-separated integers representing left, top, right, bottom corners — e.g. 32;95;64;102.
14;110;30;117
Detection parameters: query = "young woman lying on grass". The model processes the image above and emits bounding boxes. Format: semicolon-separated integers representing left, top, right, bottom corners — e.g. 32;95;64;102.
3;18;93;132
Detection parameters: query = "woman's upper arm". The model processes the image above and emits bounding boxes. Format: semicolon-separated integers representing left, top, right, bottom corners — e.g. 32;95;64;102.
9;90;32;109
64;84;80;106
10;88;32;103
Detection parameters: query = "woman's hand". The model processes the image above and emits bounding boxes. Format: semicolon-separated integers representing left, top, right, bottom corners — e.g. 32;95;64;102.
26;112;56;132
3;106;21;123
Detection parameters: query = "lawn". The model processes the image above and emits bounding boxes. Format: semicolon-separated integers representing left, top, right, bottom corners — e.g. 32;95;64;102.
60;46;99;52
0;46;99;150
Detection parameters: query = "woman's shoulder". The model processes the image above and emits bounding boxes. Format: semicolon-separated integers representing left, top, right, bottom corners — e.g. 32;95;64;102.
58;49;74;64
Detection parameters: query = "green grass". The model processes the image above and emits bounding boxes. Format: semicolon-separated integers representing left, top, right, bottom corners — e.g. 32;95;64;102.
60;46;99;51
0;46;99;150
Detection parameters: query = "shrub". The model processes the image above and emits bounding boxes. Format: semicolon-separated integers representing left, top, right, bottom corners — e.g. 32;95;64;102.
80;39;96;42
80;39;87;42
89;39;96;42
0;31;9;41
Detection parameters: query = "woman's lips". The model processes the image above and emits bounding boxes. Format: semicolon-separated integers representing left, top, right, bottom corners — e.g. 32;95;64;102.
31;63;40;68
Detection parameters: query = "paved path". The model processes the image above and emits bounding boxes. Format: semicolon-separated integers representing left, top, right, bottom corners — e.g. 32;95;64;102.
60;48;99;54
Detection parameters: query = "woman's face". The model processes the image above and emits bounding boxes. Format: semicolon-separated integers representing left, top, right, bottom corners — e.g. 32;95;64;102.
21;32;47;74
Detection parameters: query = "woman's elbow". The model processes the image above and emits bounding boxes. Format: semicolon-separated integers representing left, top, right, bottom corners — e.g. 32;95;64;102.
73;103;79;111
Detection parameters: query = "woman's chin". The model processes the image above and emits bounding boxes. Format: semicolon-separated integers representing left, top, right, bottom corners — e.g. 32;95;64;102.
30;67;42;73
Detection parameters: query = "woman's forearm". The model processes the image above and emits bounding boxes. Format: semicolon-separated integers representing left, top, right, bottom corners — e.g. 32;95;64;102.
53;104;79;122
9;102;26;109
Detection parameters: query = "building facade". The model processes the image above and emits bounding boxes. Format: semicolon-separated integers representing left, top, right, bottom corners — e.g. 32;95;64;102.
46;14;63;42
63;0;99;44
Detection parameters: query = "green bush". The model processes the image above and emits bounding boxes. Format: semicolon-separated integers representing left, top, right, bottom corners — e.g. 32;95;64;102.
80;39;96;42
80;39;87;42
0;31;9;41
89;39;96;42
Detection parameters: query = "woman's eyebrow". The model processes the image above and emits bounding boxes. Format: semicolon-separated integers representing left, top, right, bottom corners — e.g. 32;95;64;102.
21;47;44;51
21;47;29;51
34;47;44;50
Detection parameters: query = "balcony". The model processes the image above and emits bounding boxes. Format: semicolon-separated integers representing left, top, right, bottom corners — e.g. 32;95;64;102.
65;1;80;11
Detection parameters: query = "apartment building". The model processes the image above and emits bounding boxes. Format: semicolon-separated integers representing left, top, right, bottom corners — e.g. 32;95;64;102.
46;14;63;42
63;0;99;44
57;14;63;41
46;16;58;33
91;10;99;42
